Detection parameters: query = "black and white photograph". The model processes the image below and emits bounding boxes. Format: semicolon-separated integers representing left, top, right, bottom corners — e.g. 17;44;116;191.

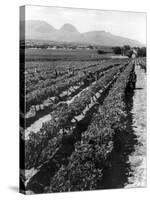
19;5;146;195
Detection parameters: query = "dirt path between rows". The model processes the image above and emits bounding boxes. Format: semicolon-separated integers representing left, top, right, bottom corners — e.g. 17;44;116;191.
125;65;146;188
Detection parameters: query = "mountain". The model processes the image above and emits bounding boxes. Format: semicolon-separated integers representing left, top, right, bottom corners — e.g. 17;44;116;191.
25;20;142;46
82;31;141;46
56;23;82;42
60;23;79;33
25;20;57;40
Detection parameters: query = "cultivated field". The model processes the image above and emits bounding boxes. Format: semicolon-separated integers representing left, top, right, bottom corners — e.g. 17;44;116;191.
20;48;146;194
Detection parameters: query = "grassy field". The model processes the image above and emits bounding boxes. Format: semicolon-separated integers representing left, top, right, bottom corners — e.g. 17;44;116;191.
25;48;114;61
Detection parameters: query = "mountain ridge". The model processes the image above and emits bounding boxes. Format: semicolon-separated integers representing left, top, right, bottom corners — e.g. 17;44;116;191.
25;20;143;47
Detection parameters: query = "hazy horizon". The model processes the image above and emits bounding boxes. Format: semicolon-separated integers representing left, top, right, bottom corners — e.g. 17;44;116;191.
25;5;146;44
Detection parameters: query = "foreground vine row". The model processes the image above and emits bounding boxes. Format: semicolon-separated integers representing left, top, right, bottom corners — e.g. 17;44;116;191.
44;62;136;193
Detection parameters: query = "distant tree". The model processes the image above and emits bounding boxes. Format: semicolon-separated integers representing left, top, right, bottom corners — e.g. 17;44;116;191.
122;45;131;55
123;45;130;51
126;50;133;58
97;49;106;54
88;45;94;50
112;46;122;55
137;47;146;57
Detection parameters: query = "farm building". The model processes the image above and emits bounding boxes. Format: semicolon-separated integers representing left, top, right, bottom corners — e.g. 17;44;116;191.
131;49;138;58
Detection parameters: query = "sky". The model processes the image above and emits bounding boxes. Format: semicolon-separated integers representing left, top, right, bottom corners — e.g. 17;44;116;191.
26;5;146;44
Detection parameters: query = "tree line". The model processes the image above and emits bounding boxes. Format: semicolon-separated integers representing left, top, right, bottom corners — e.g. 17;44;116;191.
112;45;146;57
